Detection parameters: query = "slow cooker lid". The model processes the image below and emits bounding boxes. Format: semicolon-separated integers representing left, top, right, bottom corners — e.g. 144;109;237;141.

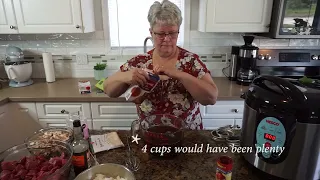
245;75;307;109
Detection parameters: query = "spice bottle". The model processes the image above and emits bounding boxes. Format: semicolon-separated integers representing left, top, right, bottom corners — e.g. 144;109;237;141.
216;155;233;180
71;120;91;176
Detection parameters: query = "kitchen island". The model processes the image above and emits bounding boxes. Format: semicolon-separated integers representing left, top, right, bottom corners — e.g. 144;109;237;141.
88;130;278;180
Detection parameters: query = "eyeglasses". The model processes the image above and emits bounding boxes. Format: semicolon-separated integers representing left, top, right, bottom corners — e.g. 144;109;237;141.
152;31;179;39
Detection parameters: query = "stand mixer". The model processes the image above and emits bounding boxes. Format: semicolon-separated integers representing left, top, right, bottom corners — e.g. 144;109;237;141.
4;46;33;87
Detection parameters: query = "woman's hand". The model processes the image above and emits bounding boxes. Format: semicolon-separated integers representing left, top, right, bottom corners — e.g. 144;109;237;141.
153;65;182;80
127;68;149;86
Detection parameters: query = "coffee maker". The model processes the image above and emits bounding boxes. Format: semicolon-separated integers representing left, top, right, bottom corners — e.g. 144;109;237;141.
236;36;259;85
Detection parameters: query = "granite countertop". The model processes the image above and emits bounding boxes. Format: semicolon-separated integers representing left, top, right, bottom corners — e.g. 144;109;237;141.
0;77;249;105
89;130;276;180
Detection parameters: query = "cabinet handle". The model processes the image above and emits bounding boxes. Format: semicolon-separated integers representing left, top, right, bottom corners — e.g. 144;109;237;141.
76;25;80;29
232;109;239;113
10;25;15;29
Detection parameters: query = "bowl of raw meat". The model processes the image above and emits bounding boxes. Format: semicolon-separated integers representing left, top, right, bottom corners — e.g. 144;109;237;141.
0;140;73;180
74;163;136;180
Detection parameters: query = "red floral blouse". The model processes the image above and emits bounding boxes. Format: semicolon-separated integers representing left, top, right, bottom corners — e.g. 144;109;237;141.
120;47;211;130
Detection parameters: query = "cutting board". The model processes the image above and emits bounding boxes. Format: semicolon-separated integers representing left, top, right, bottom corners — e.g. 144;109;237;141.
0;103;42;153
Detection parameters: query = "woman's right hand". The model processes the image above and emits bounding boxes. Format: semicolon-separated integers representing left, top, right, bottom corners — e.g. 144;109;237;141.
127;68;149;86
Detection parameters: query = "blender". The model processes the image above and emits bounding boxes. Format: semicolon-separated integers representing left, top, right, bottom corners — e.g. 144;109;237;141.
236;36;260;86
4;46;33;87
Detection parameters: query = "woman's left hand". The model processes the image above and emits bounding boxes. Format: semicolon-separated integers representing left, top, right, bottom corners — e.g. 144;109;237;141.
153;65;182;80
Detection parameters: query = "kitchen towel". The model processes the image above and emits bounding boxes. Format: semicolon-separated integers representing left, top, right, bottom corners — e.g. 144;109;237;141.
42;52;55;82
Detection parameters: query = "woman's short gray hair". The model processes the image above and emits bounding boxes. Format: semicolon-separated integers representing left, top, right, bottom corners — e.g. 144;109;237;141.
147;0;183;29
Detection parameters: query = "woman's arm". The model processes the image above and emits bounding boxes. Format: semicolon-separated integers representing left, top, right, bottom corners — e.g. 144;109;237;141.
178;72;218;105
103;70;131;98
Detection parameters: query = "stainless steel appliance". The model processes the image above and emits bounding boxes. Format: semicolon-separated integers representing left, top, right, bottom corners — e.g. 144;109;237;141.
227;46;240;81
260;0;320;38
240;48;320;180
236;36;260;85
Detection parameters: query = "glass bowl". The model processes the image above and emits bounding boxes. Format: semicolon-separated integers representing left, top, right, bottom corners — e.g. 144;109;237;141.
25;127;73;146
0;140;73;180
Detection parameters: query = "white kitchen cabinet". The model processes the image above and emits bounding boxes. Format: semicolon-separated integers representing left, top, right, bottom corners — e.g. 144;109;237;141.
2;0;95;34
38;118;93;129
201;100;244;130
0;0;18;33
36;102;91;119
91;102;138;119
93;119;134;130
198;0;273;32
91;102;138;130
202;118;235;130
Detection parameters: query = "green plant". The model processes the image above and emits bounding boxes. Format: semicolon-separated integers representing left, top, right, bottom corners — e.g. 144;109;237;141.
94;63;107;70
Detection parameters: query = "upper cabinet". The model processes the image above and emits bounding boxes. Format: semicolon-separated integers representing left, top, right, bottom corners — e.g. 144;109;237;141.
198;0;274;33
0;0;18;34
1;0;95;34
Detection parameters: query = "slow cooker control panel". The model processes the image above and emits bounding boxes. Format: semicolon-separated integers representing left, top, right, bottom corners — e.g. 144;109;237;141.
256;117;286;159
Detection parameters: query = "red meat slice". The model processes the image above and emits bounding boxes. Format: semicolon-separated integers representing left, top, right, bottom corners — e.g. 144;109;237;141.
12;164;24;174
17;169;28;179
25;158;39;170
19;156;27;165
0;170;11;180
1;161;17;171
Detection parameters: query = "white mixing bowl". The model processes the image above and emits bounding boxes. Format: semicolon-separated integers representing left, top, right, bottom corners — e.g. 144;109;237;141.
4;62;32;83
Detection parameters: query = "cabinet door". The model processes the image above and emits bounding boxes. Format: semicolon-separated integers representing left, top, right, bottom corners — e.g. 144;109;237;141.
91;102;138;119
13;0;83;33
201;100;244;119
0;0;18;33
36;102;91;119
202;118;235;130
198;0;273;32
92;119;135;130
39;118;93;129
234;118;243;128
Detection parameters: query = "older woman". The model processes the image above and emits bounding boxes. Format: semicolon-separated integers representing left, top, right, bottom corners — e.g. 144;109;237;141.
104;0;218;130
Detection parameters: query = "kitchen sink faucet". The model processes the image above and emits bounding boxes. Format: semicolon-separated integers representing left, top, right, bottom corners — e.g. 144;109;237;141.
143;37;153;53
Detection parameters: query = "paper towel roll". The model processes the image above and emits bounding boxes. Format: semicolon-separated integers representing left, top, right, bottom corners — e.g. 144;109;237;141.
42;52;56;83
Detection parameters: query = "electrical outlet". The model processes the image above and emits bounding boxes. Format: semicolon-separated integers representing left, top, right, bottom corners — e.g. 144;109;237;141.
76;54;88;65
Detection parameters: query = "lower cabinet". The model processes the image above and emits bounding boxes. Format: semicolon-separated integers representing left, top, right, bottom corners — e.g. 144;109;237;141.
39;118;93;129
93;119;136;130
6;100;244;130
202;119;235;130
91;102;138;130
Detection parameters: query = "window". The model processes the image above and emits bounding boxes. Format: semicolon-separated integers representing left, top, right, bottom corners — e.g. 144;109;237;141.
107;0;185;48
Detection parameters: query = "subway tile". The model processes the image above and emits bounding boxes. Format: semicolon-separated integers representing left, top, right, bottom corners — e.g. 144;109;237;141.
0;35;7;41
259;39;290;46
289;39;319;46
25;41;51;48
190;30;242;39
80;40;105;48
7;34;35;41
23;48;43;55
190;38;243;46
44;48;68;55
67;48;107;55
35;34;64;40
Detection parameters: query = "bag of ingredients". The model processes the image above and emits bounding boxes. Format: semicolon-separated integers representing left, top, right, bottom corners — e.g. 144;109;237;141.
124;69;160;101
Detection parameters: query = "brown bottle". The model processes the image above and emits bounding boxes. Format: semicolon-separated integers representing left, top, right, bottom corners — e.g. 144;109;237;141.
71;120;90;176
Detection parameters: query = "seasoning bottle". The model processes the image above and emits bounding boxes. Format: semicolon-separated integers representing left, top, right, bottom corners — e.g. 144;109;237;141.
216;155;233;180
71;120;91;176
